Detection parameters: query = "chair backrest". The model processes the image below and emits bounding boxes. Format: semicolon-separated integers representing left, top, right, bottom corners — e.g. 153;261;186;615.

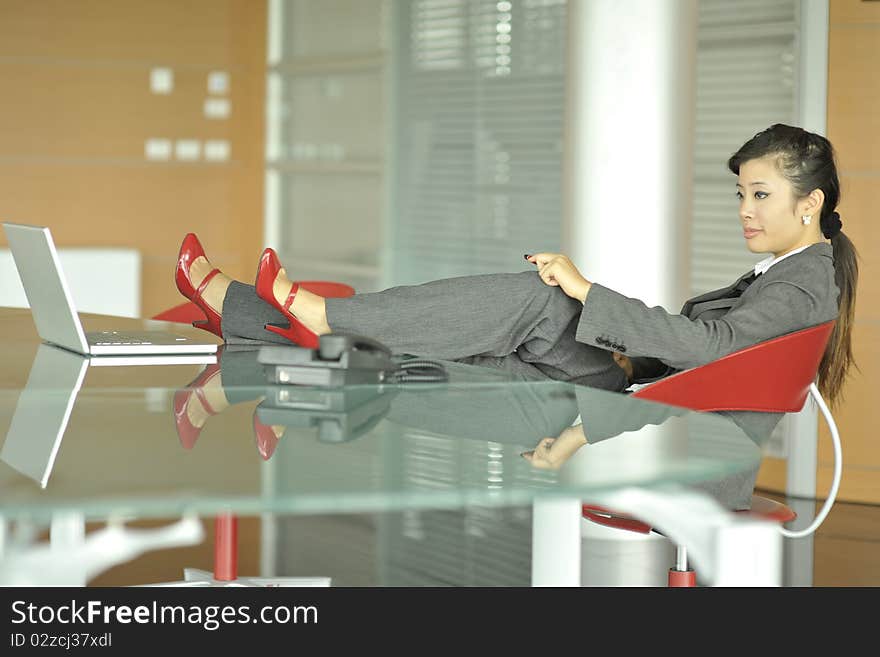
152;301;205;324
608;320;841;543
632;321;835;413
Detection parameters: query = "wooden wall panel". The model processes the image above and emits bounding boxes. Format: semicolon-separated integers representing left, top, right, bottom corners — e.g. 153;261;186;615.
835;177;880;322
827;0;880;24
821;0;880;503
826;22;880;171
0;0;267;318
815;323;880;504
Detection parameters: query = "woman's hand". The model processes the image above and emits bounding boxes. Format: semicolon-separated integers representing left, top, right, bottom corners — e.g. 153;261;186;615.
612;351;634;382
526;253;591;303
521;424;588;470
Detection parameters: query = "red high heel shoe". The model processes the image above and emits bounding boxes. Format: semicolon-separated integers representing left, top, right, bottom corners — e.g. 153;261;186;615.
173;364;222;450
175;233;223;338
252;410;281;461
254;248;320;348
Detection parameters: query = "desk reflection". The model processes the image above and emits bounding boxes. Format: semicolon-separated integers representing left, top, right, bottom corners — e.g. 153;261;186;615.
176;346;781;511
3;343;782;513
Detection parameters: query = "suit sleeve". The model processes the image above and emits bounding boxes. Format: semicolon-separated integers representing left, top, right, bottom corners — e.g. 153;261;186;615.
576;280;823;371
574;386;686;443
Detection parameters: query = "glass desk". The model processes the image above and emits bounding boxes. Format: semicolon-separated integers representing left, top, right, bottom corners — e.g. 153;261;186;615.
0;309;783;586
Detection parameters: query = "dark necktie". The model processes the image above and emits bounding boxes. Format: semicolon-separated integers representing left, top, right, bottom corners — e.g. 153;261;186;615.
733;270;762;296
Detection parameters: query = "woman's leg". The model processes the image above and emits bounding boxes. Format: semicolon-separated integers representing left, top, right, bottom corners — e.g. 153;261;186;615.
208;265;627;391
322;271;578;360
323;271;628;391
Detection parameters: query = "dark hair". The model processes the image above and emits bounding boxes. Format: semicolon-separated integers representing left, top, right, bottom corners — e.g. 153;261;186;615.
727;123;859;408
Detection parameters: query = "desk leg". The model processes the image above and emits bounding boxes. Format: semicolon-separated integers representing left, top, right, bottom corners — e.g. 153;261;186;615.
531;498;581;587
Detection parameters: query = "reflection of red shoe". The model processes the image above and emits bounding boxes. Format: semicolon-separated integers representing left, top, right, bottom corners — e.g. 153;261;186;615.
252;410;280;461
174;364;222;450
254;248;319;348
175;233;223;338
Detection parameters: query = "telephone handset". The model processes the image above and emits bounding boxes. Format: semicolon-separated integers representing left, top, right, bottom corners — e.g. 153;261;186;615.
317;333;392;366
258;332;396;387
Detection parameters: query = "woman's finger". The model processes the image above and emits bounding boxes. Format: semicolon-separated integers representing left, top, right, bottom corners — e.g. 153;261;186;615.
531;252;555;266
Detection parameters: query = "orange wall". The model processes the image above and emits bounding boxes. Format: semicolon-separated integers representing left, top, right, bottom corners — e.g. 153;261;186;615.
0;0;267;318
0;0;269;585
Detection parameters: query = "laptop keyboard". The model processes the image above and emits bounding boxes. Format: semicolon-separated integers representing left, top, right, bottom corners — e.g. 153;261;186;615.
87;330;191;346
93;340;153;345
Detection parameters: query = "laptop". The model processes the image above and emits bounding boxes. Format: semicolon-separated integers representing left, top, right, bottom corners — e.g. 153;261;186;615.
2;222;218;360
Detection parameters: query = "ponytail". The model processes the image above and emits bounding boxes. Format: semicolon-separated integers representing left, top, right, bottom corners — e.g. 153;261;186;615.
819;230;859;408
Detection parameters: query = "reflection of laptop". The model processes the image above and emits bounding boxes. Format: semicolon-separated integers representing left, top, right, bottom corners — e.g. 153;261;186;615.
3;223;218;357
1;344;216;488
1;345;88;487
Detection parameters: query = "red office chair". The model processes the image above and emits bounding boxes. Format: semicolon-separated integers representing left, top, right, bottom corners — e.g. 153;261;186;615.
581;320;842;586
152;280;354;586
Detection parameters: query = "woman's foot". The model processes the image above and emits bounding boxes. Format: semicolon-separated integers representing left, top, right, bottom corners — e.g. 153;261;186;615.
175;233;232;338
254;248;330;347
275;271;331;337
252;411;286;461
173;365;229;449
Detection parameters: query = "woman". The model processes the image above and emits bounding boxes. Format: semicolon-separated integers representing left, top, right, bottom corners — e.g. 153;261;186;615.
175;124;858;411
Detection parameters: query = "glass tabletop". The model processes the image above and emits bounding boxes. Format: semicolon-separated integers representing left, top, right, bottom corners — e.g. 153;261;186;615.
0;309;777;522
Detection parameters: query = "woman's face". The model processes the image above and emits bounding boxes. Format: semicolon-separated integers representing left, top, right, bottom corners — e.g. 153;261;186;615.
736;155;813;257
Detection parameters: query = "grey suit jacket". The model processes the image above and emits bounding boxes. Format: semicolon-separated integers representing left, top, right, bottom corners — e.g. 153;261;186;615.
576;242;838;382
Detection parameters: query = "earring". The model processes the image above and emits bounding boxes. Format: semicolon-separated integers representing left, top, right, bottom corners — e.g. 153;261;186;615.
802;215;812;225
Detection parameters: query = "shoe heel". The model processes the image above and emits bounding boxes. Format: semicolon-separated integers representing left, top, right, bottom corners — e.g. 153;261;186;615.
264;321;320;349
192;318;222;337
253;410;280;461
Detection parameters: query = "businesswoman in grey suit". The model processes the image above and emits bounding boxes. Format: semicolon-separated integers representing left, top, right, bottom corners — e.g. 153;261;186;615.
175;124;858;417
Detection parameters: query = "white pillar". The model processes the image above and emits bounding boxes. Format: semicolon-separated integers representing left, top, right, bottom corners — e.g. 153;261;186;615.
785;0;830;500
562;1;698;586
564;0;698;310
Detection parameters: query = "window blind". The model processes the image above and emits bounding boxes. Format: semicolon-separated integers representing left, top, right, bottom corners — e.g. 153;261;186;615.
390;0;567;286
691;0;799;296
690;0;800;459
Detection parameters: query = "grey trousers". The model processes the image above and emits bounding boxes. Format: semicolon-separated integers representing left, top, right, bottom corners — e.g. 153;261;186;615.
221;271;629;391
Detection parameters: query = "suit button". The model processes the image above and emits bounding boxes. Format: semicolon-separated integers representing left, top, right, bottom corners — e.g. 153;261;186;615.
611;343;620;350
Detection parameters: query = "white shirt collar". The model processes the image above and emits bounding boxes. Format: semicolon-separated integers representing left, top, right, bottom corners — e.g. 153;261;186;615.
754;244;812;276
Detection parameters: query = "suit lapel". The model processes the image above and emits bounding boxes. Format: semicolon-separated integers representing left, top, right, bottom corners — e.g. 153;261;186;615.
679;269;754;317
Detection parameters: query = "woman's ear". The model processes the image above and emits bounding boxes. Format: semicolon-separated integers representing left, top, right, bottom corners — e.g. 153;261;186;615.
800;188;825;217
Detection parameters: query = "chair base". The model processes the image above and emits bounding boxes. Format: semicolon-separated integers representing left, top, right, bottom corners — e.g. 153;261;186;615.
668;568;697;587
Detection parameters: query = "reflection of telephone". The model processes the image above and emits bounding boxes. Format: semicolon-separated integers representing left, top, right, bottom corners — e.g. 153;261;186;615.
256;386;397;443
258;332;396;387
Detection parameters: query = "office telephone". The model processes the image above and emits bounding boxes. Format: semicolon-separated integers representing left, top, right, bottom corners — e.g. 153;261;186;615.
258;332;448;387
258;332;397;387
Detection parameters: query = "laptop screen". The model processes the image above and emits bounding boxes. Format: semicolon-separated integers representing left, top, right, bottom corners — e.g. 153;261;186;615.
2;223;91;354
